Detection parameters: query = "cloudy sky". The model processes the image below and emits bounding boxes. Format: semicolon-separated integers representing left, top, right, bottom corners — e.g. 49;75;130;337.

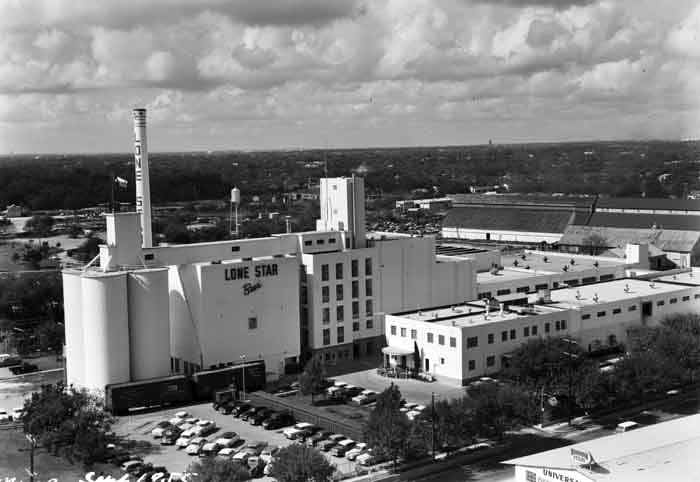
0;0;699;154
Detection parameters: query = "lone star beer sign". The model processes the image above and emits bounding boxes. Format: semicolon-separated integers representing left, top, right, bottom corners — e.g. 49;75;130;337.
224;263;279;295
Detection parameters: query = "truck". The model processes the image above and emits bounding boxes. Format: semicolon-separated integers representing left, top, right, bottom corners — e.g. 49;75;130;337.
105;375;192;415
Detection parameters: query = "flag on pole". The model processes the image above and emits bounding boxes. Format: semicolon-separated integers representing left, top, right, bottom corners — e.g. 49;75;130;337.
115;176;128;188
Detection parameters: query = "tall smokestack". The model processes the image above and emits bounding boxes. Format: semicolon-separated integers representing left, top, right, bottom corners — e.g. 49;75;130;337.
132;108;153;248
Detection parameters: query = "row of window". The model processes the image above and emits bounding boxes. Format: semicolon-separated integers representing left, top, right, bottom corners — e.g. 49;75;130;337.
322;300;374;323
478;274;617;298
304;237;337;247
320;258;373;281
321;279;373;302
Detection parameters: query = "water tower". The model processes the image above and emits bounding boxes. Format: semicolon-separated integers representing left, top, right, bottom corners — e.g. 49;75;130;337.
229;187;241;237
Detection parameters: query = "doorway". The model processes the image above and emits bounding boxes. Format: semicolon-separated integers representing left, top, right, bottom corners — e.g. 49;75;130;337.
425;358;430;372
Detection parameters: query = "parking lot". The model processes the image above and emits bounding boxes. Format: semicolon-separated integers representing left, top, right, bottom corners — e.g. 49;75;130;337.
113;401;363;479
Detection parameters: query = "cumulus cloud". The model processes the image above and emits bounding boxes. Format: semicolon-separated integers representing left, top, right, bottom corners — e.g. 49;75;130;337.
0;0;698;153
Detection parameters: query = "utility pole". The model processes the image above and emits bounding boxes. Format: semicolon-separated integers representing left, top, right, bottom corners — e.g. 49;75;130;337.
240;354;247;401
431;392;436;462
25;434;37;482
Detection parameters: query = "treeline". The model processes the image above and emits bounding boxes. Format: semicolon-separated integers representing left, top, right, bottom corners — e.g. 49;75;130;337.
1;140;698;211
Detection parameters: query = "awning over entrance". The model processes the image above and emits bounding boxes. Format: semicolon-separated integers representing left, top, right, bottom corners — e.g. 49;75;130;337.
381;346;414;356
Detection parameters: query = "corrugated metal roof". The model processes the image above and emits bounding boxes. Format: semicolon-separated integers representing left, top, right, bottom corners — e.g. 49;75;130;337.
443;206;573;234
447;194;596;210
587;212;700;231
560;225;699;253
597;197;700;211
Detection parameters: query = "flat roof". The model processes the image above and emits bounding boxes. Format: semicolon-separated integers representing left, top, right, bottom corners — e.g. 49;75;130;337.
478;268;550;284
504;413;700;482
500;251;626;274
396;302;558;328
548;278;687;309
654;268;700;286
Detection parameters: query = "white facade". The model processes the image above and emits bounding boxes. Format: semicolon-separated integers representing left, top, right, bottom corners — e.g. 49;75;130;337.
441;226;564;244
384;278;700;386
317;177;366;249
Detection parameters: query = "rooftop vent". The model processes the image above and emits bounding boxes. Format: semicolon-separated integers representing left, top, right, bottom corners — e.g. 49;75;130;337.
593;293;599;303
593;261;599;268
649;281;656;288
451;321;456;327
543;256;549;263
624;284;630;293
563;265;569;272
575;290;581;300
570;259;576;265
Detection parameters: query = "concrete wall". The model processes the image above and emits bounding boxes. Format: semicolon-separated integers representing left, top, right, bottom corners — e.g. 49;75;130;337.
442;227;563;244
62;271;84;386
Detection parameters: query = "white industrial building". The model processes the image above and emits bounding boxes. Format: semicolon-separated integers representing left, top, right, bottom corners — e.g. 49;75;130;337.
383;274;700;386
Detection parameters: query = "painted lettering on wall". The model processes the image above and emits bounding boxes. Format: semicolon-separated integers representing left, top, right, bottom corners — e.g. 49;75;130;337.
538;468;585;482
243;281;262;296
224;263;279;281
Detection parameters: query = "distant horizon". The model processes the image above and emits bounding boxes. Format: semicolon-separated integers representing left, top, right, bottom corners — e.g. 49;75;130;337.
2;136;698;158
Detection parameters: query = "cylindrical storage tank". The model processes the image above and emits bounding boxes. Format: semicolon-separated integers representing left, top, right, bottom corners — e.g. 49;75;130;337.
62;271;84;387
81;272;131;391
231;187;241;204
127;268;171;381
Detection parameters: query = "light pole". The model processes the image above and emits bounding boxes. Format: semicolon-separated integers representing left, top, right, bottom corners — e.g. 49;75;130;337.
25;434;37;482
430;392;440;462
240;354;247;401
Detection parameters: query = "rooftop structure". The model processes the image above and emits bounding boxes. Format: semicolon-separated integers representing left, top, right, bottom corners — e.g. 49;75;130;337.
505;413;700;482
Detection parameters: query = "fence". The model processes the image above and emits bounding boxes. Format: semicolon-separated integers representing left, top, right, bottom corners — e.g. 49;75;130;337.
248;391;364;441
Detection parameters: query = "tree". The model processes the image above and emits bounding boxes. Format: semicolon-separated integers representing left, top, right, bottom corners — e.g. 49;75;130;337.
269;444;335;482
412;341;421;375
187;457;251;482
468;383;538;440
364;383;410;468
69;236;103;263
299;357;326;404
23;382;114;467
25;215;54;236
581;233;608;255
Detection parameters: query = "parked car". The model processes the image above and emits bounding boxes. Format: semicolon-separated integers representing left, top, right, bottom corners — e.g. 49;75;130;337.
308;430;333;447
251;409;274;425
218;400;238;414
331;439;356;457
262;412;295;430
260;445;280;463
351;390;377;405
247;455;266;478
10;407;24;421
175;433;195;449
319;437;342;452
214;432;241;448
241;406;267;422
343;385;363;398
616;421;640;433
283;422;316;440
216;447;239;459
121;459;145;473
243;440;267;455
185;437;208;456
10;362;39;375
346;443;368;461
0;409;11;423
200;442;222;457
232;404;252;417
357;452;377;466
232;447;257;465
151;421;173;438
161;428;181;445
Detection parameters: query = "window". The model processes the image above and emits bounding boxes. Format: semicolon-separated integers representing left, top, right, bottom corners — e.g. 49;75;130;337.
390;325;396;335
353;322;360;332
400;327;406;337
561;320;567;330
352;281;359;298
600;274;614;281
366;279;373;296
427;333;434;343
535;283;548;291
695;294;700;299
322;308;330;323
337;327;344;344
366;300;373;316
582;314;591;320
322;286;330;303
441;358;445;365
670;298;678;304
468;360;476;370
321;264;329;281
336;306;344;322
582;277;597;284
597;311;606;317
351;260;359;277
304;240;312;246
566;279;579;286
352;301;359;318
613;308;621;315
517;286;529;293
467;336;478;348
366;318;373;329
316;239;325;245
438;335;445;345
501;331;508;342
365;258;372;275
335;263;343;280
486;356;495;367
555;320;561;330
683;296;690;302
329;238;336;244
497;289;511;296
657;300;665;306
545;322;550;333
248;317;258;330
524;327;530;337
336;284;344;301
231;246;240;252
323;329;330;345
411;329;417;340
488;333;494;344
628;305;637;311
478;292;492;299
450;337;456;347
510;329;516;340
